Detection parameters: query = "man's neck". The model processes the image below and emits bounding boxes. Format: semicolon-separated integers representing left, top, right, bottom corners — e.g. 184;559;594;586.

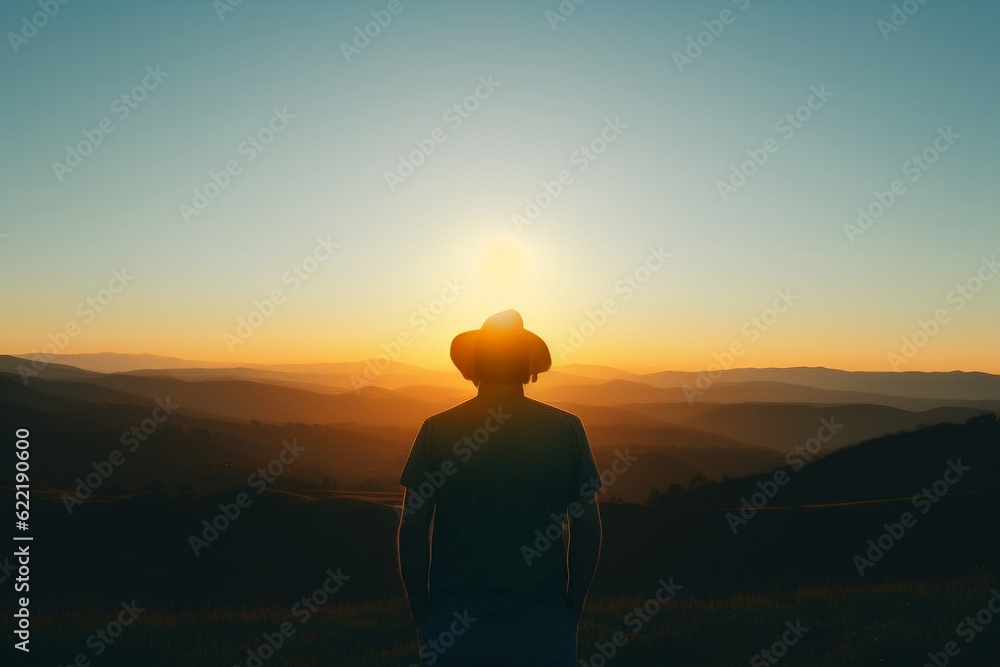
476;381;524;398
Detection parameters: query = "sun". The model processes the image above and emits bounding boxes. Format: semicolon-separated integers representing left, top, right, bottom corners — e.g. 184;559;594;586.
479;235;528;282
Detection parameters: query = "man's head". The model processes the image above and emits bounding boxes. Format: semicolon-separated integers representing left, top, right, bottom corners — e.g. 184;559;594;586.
450;310;551;386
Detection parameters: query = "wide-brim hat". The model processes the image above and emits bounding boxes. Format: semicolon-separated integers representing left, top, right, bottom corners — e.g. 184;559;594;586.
450;310;551;383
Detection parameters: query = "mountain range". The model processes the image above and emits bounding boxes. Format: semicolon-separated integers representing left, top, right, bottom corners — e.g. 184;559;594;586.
2;351;996;607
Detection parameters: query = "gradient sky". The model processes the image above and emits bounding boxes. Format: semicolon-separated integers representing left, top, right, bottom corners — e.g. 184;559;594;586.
2;0;998;373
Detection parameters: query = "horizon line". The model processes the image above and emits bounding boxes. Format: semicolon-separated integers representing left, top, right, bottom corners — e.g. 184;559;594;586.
5;351;998;377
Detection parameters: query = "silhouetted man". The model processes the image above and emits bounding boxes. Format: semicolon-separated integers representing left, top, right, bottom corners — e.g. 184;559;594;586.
399;310;603;666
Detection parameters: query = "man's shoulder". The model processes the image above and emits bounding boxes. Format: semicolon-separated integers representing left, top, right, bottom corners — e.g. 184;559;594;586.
520;396;582;424
423;396;482;422
423;396;581;426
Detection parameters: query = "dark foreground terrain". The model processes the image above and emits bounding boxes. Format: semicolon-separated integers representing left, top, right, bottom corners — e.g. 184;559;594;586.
3;359;999;665
26;577;1000;666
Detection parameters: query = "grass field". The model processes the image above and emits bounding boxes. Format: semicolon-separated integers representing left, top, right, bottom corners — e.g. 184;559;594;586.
30;575;1000;666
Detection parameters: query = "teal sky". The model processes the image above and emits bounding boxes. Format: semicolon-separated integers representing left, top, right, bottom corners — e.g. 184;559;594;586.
2;0;998;372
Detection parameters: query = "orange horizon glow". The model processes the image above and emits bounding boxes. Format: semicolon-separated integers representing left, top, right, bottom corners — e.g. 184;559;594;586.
6;340;999;376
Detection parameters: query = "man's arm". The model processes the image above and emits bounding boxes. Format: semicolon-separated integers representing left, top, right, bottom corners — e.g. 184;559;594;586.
566;496;602;623
398;487;434;624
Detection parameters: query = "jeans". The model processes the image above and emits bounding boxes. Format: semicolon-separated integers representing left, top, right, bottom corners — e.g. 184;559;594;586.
417;609;576;666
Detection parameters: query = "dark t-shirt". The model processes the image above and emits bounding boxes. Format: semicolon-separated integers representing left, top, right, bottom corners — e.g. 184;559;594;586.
399;387;601;621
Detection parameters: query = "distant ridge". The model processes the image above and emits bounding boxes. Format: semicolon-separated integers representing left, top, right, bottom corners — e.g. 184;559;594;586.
8;353;1000;404
638;366;1000;401
12;352;446;376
